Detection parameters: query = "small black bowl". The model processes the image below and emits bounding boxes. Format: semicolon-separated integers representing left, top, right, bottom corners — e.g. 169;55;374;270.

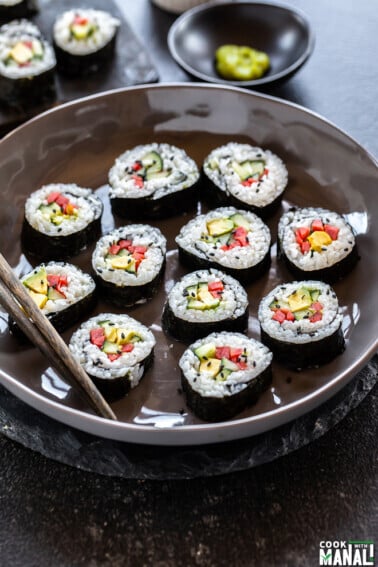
168;0;315;88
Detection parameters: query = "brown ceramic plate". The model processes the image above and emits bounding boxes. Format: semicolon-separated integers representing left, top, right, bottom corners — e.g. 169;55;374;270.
0;84;377;446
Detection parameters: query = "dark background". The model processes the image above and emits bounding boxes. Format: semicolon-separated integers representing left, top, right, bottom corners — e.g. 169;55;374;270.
0;1;377;565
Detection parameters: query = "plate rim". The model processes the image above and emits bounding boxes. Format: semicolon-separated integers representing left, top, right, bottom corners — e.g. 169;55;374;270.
0;82;377;446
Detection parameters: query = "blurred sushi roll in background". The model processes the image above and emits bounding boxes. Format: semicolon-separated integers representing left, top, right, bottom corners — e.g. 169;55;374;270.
175;206;271;284
0;19;55;109
258;280;345;370
162;269;249;342
203;143;288;218
53;8;120;76
21;183;103;261
179;331;273;421
108;143;200;219
69;313;156;401
277;207;359;282
92;224;166;307
0;0;37;23
9;261;96;338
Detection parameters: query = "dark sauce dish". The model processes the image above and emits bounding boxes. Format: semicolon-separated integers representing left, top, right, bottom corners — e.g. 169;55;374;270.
168;0;315;88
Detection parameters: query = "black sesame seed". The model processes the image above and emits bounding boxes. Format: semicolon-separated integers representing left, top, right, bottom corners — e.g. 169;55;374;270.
57;228;62;233
253;361;256;368
344;248;349;252
206;361;211;367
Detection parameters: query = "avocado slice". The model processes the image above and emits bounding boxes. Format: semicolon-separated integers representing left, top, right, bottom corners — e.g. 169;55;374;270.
24;267;48;295
288;288;313;312
197;287;220;309
10;42;32;65
185;285;198;299
216;368;232;381
199;358;222;377
29;290;48;309
230;213;250;231
206;218;234;237
102;340;120;355
71;22;94;40
194;342;216;360
232;159;265;181
116;329;139;345
110;254;136;273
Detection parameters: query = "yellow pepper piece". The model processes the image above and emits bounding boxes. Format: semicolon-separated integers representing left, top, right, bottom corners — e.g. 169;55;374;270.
29;291;48;309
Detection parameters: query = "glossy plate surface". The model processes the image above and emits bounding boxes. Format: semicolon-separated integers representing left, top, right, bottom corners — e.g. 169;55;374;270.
168;1;315;87
0;83;377;446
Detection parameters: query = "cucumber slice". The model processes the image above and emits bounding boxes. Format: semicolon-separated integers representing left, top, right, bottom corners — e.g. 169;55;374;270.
232;159;265;180
186;284;198;298
142;151;163;174
311;289;321;302
221;358;239;372
230;213;250;231
102;340;120;355
194;342;216;360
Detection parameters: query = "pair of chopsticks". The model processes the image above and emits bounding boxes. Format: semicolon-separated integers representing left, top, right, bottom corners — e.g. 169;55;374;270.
0;253;116;420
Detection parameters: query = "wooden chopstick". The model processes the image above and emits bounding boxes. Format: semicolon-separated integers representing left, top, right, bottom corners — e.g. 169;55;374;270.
0;253;116;421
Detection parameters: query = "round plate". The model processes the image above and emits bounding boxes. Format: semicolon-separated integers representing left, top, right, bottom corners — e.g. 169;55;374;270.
168;1;315;87
0;83;377;446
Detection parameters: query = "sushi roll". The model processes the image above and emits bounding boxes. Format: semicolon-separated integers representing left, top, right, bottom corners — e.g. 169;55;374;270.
258;280;345;370
69;313;155;401
162;269;249;342
0;1;37;23
21;183;103;261
175;207;271;284
179;332;272;422
203;143;288;218
9;261;96;338
53;9;120;76
108;143;200;219
0;19;56;110
92;225;166;307
277;207;359;282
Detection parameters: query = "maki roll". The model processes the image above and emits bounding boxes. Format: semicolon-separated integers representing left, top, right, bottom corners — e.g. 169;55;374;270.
108;143;200;219
0;1;37;23
162;269;249;342
92;225;166;307
9;262;96;337
22;183;103;261
258;280;345;370
179;331;272;422
0;19;56;110
175;207;271;284
203;143;288;218
53;9;120;76
277;207;359;282
69;313;155;401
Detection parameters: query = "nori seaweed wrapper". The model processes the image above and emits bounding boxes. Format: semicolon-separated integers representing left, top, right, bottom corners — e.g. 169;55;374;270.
53;33;117;77
162;301;249;343
202;169;283;220
89;350;153;402
178;245;271;285
181;364;272;422
260;326;345;371
0;66;56;111
21;211;102;262
277;238;360;284
9;288;97;341
0;0;38;24
95;260;166;308
110;180;200;220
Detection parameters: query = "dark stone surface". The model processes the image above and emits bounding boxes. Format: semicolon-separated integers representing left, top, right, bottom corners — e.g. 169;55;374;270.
0;0;377;564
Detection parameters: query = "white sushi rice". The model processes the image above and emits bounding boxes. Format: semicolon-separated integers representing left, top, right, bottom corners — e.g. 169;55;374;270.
24;183;102;236
179;332;272;398
69;313;155;384
176;207;271;269
0;20;55;78
108;143;200;200
21;262;95;315
92;225;166;286
0;1;25;6
53;9;120;55
167;269;248;323
203;143;288;207
258;280;343;344
278;207;356;271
